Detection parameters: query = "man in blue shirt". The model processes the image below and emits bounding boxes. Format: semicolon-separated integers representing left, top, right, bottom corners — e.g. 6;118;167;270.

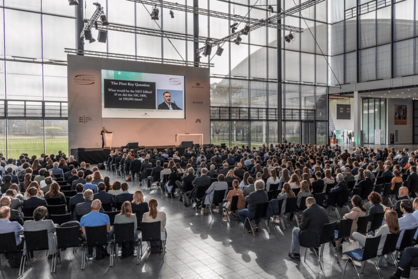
80;200;111;260
83;175;98;193
0;206;24;265
397;200;418;248
412;198;418;240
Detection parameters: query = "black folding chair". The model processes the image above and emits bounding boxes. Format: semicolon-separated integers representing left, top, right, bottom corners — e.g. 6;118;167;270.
22;230;54;274
191;185;210;211
110;223;139;266
223;195;239;223
380;233;400;267
280;198;298;230
382;183;392;205
60;185;72;191
297;196;308;211
50;213;72;225
318;222;338;264
373;184;383;195
342;236;382;279
324;191;341;219
22;207;36;219
314;193;325;208
102;203;112;212
54;226;82;272
242;202;270;238
347;180;355;191
104;211;120;226
267;183;279;201
369;212;384;233
83;226;110;270
47;204;66;215
375;177;384;185
205;189;226;216
395;228;418;260
61;190;77;197
0;232;24;276
46;198;63;205
334;218;353;263
325;183;336;194
292;188;300;196
356;216;369;235
138;221;166;261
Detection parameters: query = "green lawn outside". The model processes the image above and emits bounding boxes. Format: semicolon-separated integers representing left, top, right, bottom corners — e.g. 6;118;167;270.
0;139;68;159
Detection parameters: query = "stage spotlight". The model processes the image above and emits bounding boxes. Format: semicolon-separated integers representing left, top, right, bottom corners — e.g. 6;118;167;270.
234;36;242;45
284;32;294;43
230;22;238;33
84;30;93;41
268;5;274;14
151;6;159;20
216;46;224;56
169;10;174;18
100;14;109;26
69;0;79;6
241;25;250;35
97;30;107;43
89;37;96;44
202;43;212;57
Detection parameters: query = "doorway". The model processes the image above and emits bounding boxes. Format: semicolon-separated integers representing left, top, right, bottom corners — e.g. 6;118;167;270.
302;121;316;144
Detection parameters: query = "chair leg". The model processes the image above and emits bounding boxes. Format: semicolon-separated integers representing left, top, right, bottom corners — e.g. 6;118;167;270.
388;252;398;268
333;207;341;219
350;258;362;279
304;248;308;263
342;258;350;279
373;258;383;279
280;214;286;231
294;214;300;227
19;253;26;278
264;219;271;234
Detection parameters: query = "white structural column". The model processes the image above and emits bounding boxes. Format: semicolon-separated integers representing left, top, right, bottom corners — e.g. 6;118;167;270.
353;91;361;146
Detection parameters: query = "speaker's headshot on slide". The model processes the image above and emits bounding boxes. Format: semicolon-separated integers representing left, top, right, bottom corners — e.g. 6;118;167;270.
157;90;183;110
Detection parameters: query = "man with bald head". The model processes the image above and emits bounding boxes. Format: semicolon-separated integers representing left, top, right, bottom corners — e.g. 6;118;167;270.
79;199;111;260
394;187;410;218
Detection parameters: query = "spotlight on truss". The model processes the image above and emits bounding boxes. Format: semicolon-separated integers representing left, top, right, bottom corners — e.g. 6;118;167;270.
284;32;295;43
202;43;212;57
234;36;242;45
151;6;159;20
69;0;79;6
216;46;224;56
100;14;109;26
169;10;174;18
241;25;250;35
268;5;274;14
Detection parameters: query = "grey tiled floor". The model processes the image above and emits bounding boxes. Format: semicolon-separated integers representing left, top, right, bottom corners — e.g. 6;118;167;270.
1;168;415;279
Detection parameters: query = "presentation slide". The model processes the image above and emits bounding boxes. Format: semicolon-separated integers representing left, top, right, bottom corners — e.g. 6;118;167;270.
101;70;185;119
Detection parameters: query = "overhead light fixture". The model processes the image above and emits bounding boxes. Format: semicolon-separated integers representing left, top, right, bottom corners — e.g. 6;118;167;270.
69;0;79;6
151;6;159;20
230;22;238;33
284;32;294;43
84;30;93;41
241;25;250;35
216;46;224;56
89;37;96;44
100;14;109;26
234;36;242;45
202;42;212;57
169;10;174;18
268;5;274;14
97;30;107;43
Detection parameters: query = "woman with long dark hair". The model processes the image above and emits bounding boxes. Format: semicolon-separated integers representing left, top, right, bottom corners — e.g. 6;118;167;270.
44;182;66;204
142;199;167;240
114;201;138;257
344;195;367;238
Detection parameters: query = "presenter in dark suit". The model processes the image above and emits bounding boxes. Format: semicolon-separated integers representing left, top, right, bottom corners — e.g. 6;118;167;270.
157;92;182;110
101;127;111;148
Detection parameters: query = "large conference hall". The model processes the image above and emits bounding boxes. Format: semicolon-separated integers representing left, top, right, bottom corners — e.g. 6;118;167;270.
1;0;418;279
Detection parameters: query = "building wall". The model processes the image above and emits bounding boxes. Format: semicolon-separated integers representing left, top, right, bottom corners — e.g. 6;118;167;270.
329;98;354;132
387;98;413;144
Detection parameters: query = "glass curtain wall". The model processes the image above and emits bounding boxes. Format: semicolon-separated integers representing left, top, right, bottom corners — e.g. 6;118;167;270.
362;98;386;144
0;1;71;158
209;0;329;147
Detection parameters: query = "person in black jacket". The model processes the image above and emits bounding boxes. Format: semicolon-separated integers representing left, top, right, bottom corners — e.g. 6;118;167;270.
354;170;374;198
311;172;325;194
406;166;418;187
238;180;268;233
330;173;348;193
94;183;114;208
288;197;329;260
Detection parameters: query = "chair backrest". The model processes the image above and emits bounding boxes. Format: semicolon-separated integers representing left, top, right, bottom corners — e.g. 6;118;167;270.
375;177;384;185
402;174;408;181
113;223;135;244
298;196;308;211
212;190;226;205
356;215;369;234
50;213;72;225
325;183;336;194
382;183;392;196
361;235;382;261
104;211;120;226
336;218;353;239
393;182;403;193
284;198;297;214
162;174;170;183
347;180;355;190
326;191;338;207
369;212;385;233
62;190;77;197
0;232;19;254
48;204;66;215
60;185;72;191
141;221;161;242
85;226;108;246
314;193;325;207
399;228;418;251
24;229;49;252
269;183;279;192
46;198;63;205
320;221;336;245
292;188;300;196
352;187;361;197
116;202;123;211
23;207;35;217
195;185;210;199
384;176;393;183
403;180;411;189
381;233;400;256
374;184;383;195
56;226;81;249
230;195;239;211
254;202;269;219
102;203;112;211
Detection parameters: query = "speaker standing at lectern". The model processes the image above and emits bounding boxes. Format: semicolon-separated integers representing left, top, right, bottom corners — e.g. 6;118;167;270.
101;127;111;148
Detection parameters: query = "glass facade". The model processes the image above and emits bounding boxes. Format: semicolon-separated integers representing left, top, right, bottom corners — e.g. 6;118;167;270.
362;98;386;144
0;0;333;155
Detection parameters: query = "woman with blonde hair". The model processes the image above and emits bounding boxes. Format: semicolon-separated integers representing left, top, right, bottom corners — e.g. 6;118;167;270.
114;201;138;256
142;199;167;240
131;190;149;214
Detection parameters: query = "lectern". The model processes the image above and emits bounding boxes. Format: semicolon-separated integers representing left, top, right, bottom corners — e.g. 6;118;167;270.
103;132;113;148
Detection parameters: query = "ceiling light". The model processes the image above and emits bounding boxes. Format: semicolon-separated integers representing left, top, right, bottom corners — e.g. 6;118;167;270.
268;5;274;14
285;32;294;43
216;46;224;56
151;6;159;20
169;10;174;18
242;25;250;35
69;0;79;6
230;22;238;33
84;30;93;41
234;36;242;45
89;37;96;44
100;14;109;26
202;42;212;57
97;30;107;43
